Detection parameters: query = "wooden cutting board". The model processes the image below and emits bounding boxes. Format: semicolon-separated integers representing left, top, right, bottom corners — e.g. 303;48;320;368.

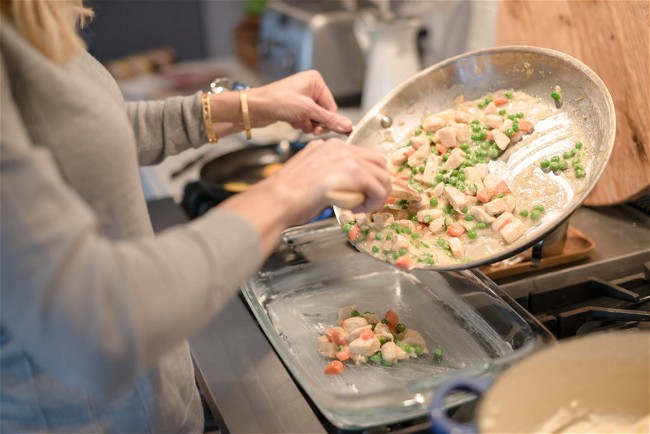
496;0;649;205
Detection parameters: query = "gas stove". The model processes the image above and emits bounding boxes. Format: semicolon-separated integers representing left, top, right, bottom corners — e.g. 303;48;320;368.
170;198;650;434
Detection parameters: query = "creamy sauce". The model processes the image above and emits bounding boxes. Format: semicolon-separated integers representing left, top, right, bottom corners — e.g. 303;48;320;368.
338;90;589;270
534;402;650;434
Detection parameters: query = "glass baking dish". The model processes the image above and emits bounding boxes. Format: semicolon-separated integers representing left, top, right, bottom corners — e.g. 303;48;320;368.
241;219;553;429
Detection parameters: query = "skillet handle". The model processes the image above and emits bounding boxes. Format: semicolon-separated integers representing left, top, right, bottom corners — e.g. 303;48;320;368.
325;190;365;209
428;376;494;434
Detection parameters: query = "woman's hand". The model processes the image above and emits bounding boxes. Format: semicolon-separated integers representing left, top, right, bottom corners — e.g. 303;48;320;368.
247;70;353;135
218;138;390;256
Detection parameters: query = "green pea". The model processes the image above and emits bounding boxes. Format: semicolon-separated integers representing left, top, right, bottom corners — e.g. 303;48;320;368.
369;352;382;363
396;323;406;333
520;209;529;217
558;160;568;170
505;90;513;99
414;345;423;355
549;161;559;171
489;148;500;159
575;169;586;178
477;222;488;229
498;108;506;116
530;210;542;220
575;141;583;150
506;127;515;137
551;90;562;102
516;112;525;118
468;229;477;239
414;129;422;136
540;159;551;169
351;309;360;317
574;162;584;171
551;155;561;162
429;197;439;207
342;223;355;233
563;151;573;159
375;233;383;240
534;204;545;212
423;214;433;223
371;245;380;253
433;348;444;361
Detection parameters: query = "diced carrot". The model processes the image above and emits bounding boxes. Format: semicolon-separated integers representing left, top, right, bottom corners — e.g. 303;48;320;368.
518;120;534;134
348;225;362;242
435;143;447;155
386;197;396;204
395;255;414;270
323;360;345;375
404;147;415;158
477;188;494;203
384;309;400;332
493;97;509;107
335;347;351;361
486;130;494;142
446;223;465;238
397;171;411;181
493;181;512;196
359;328;374;340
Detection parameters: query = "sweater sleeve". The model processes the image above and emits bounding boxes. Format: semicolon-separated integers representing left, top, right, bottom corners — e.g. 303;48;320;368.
0;60;263;399
125;91;207;165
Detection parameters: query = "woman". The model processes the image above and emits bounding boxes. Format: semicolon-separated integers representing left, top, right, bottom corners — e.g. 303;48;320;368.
0;1;390;432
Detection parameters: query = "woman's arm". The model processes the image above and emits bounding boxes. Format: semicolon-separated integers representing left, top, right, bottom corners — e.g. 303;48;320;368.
124;94;205;165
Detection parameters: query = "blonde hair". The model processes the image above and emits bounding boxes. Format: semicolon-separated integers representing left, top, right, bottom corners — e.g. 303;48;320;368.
0;0;94;64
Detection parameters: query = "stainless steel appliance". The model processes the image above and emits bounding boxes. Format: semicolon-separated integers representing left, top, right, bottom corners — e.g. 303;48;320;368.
257;0;369;103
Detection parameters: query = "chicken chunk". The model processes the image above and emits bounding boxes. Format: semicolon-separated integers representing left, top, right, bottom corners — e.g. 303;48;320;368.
491;211;516;232
448;237;464;259
316;335;337;358
454;123;472;144
443;185;469;211
463;166;485;192
500;219;526;244
409;134;431;150
420;155;441;185
442;147;466;170
467;205;496;223
484;114;504;129
416;208;443;223
349;336;381;357
341;316;369;334
407;141;430;167
492;129;511;150
428;217;446;234
422;109;454;131
380;341;408;363
398;329;428;353
372;322;393;341
372;212;395;230
437;126;458;149
483;195;516;216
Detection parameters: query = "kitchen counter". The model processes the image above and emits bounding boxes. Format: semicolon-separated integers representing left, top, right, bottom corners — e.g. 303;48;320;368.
147;199;649;433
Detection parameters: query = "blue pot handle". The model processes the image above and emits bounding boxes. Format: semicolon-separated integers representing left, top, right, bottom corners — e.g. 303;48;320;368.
429;376;494;434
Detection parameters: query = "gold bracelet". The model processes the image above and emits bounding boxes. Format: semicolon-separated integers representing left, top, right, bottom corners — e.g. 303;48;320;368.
239;90;252;140
201;92;218;144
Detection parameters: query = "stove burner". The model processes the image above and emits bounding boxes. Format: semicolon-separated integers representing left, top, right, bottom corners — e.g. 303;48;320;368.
525;263;650;338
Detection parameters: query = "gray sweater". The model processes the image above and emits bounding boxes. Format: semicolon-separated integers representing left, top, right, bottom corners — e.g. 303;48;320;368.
0;20;263;432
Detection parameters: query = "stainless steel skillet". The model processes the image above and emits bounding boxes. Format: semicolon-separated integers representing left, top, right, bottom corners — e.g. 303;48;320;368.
334;45;616;271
